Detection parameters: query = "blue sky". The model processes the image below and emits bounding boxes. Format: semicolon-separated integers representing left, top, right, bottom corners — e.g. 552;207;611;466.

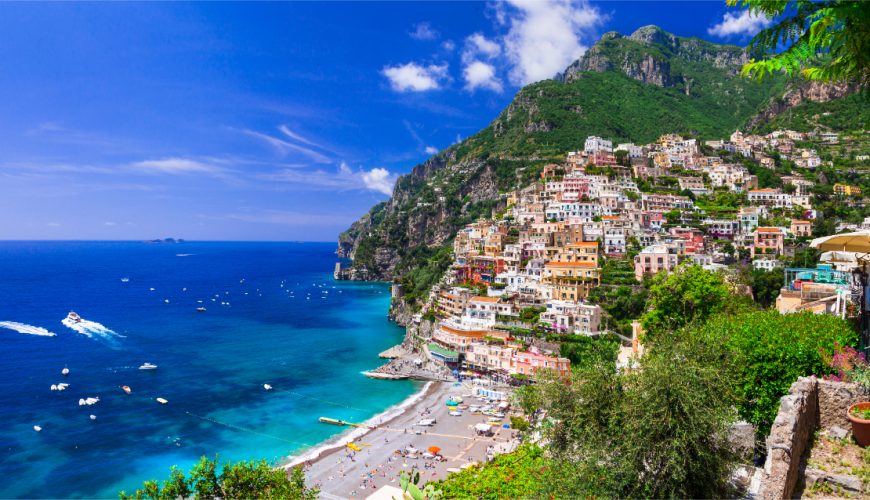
0;1;770;241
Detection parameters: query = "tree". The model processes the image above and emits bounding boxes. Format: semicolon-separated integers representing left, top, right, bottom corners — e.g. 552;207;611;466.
640;264;732;340
119;457;319;500
731;0;870;87
539;335;738;499
749;268;785;308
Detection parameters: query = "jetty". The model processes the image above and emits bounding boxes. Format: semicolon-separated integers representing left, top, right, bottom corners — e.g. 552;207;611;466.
318;417;369;428
363;371;408;380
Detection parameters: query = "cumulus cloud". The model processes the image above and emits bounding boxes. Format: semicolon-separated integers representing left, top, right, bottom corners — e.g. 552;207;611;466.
410;22;439;40
464;33;502;61
132;158;220;174
441;40;456;52
460;33;504;92
425;146;439;155
708;10;772;38
502;0;604;85
463;61;503;92
382;62;449;92
361;167;397;195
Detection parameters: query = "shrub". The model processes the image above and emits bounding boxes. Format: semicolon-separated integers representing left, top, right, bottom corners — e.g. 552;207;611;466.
691;310;859;434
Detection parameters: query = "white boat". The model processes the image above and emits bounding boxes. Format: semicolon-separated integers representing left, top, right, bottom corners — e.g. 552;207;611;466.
263;384;273;391
164;299;170;304
57;383;69;391
79;397;99;406
50;384;58;391
196;307;207;312
61;367;69;376
120;277;130;283
66;311;81;324
121;385;132;394
33;425;42;432
156;397;168;405
139;363;158;370
149;287;155;291
89;415;97;420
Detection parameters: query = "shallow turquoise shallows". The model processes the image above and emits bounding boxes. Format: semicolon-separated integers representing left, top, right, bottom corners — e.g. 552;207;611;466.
0;241;417;498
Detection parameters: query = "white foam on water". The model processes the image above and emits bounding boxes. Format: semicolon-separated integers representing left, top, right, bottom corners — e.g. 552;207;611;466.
0;321;57;337
61;317;125;339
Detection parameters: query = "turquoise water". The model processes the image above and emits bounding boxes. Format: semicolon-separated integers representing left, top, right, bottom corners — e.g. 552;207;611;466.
0;241;417;498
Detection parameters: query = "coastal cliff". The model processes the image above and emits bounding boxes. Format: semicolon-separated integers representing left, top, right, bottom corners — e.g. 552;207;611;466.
335;25;859;304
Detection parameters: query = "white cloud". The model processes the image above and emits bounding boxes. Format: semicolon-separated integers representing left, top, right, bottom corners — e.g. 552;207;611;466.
339;161;352;174
382;62;449;92
441;40;456;52
425;146;439;155
278;125;323;149
240;129;331;163
464;33;502;61
410;22;439;40
361;167;397;195
502;0;604;85
132;158;220;174
708;10;771;38
463;61;503;92
104;221;117;226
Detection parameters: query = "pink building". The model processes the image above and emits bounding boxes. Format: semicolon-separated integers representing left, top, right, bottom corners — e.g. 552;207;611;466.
751;227;785;257
633;244;680;282
511;349;571;377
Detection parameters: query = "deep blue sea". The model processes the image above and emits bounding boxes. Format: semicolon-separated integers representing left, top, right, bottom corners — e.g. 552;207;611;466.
0;241;417;498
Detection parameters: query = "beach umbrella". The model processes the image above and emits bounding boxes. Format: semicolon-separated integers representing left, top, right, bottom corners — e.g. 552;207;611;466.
811;231;870;253
428;446;441;454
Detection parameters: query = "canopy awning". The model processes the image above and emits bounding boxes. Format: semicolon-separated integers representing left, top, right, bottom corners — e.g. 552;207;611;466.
811;231;870;253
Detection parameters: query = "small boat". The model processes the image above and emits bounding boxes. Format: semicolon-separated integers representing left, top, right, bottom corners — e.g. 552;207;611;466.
33;425;42;432
120;277;130;283
182;287;187;292
89;415;97;421
66;311;81;324
149;287;155;291
50;384;58;391
139;363;157;370
79;397;99;406
196;307;207;312
156;397;168;405
164;299;170;304
61;367;69;376
121;385;132;394
57;383;69;391
263;384;273;391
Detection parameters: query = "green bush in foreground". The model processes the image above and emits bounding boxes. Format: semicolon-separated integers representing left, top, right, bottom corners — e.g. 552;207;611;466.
119;457;318;500
691;310;859;435
430;444;548;499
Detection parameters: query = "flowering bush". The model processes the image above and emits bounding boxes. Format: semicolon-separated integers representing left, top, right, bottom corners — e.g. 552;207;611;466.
822;342;870;389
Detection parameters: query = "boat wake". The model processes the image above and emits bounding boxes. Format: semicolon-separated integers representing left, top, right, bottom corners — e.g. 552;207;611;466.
61;317;124;340
0;321;57;337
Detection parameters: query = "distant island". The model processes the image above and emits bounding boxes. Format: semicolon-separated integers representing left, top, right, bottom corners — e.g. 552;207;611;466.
144;238;185;244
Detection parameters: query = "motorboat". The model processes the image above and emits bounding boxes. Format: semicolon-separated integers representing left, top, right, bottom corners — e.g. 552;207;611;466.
33;425;42;432
66;311;81;324
89;415;97;420
79;397;99;406
61;367;69;376
57;383;69;391
156;397;168;405
139;363;158;370
120;277;130;283
121;385;132;394
164;299;170;304
263;384;273;391
196;307;207;312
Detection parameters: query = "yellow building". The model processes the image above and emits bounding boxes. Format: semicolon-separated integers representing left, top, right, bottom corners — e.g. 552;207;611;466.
834;183;862;197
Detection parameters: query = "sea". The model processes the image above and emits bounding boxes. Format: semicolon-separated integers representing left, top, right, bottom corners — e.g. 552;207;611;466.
0;241;419;498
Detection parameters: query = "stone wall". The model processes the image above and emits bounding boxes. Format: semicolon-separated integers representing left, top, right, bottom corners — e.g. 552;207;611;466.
758;377;870;499
760;377;819;500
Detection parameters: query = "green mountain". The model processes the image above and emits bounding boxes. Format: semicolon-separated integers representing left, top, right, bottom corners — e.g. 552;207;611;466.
336;25;860;306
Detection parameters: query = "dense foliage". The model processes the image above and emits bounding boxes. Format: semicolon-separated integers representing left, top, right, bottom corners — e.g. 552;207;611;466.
690;310;859;433
430;445;548;499
119;457;317;500
732;0;870;86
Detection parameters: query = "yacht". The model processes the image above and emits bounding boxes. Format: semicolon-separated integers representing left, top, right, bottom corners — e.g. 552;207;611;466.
156;397;168;405
33;425;42;432
139;363;158;370
263;384;273;391
66;311;81;324
121;385;132;394
61;367;69;376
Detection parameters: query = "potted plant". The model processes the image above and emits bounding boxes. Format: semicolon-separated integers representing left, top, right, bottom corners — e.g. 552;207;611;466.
824;343;870;446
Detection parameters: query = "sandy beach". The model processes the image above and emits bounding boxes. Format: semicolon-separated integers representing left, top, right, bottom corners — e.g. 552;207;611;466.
291;381;518;499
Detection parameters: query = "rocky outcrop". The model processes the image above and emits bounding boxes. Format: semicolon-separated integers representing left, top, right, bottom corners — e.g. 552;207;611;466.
746;80;856;130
